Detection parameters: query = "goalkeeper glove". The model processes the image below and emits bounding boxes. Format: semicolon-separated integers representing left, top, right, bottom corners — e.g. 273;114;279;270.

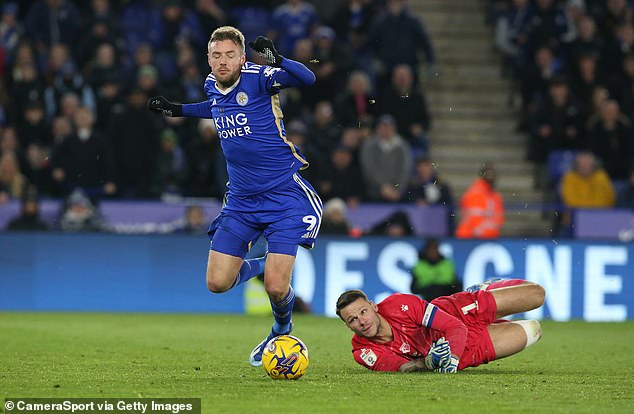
248;36;282;67
435;356;459;373
147;96;182;117
424;337;451;370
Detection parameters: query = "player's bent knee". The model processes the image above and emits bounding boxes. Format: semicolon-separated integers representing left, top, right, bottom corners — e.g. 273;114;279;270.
530;284;546;308
263;279;289;301
514;320;542;349
206;271;233;293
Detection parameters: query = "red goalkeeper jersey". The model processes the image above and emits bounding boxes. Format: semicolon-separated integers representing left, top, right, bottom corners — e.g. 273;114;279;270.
351;291;497;371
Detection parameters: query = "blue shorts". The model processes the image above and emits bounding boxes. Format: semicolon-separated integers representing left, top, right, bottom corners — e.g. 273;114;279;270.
208;173;322;258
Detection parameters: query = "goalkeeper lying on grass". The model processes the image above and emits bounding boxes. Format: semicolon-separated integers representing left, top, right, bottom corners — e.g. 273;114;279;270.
336;279;545;372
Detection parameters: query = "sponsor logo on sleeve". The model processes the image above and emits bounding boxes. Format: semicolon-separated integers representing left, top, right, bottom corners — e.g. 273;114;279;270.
360;348;377;367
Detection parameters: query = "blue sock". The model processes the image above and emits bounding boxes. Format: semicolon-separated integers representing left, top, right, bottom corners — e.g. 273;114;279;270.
271;286;295;334
231;255;266;288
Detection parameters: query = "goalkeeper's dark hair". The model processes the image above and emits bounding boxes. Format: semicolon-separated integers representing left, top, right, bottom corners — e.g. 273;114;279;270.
209;26;245;54
336;290;370;319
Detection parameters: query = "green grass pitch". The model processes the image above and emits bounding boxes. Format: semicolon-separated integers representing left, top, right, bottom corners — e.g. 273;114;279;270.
1;313;633;413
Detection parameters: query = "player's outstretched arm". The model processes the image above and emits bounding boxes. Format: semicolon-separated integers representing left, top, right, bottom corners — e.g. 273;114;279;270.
147;96;182;117
147;96;213;119
398;359;429;373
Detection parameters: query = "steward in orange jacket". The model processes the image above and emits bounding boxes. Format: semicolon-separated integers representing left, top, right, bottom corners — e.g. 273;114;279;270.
455;164;504;238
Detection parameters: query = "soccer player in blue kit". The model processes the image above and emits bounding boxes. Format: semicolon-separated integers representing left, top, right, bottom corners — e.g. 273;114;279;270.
147;26;322;367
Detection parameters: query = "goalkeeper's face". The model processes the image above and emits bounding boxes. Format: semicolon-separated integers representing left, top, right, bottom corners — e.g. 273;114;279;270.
208;40;246;88
340;298;382;339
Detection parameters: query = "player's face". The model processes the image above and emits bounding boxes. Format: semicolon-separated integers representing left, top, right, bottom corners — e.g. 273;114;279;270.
340;298;382;339
208;39;246;88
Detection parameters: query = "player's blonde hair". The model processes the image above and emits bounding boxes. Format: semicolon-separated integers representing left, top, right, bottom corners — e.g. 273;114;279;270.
208;26;245;54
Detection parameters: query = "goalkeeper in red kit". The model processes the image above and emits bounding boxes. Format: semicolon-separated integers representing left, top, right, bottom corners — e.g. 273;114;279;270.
336;279;545;372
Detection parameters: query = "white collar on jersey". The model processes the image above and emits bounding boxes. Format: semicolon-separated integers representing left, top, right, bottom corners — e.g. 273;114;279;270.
215;75;241;95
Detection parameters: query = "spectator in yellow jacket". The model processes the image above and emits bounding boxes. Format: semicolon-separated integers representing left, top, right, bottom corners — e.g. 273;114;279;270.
560;151;615;209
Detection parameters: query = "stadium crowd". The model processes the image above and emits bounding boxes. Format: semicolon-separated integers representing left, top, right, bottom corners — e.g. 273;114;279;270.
492;0;634;223
0;0;448;227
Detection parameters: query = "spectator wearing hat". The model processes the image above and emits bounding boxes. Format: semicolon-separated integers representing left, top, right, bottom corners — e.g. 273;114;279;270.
360;114;413;202
6;187;49;231
320;197;353;235
57;188;108;232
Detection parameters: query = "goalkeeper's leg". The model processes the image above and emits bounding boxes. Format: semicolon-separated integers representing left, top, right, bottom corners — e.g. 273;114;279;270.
489;281;545;318
488;320;542;360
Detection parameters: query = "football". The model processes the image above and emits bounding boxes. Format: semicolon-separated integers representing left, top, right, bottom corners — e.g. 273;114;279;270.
261;335;309;380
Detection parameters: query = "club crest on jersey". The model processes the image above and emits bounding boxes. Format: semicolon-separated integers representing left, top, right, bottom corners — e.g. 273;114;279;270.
236;92;249;106
399;342;411;354
360;348;377;366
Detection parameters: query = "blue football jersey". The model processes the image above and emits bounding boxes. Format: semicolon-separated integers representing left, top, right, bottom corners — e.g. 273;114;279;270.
203;62;308;196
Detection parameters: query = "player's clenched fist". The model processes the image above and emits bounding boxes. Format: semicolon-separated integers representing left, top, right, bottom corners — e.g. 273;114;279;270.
147;95;182;117
248;36;282;67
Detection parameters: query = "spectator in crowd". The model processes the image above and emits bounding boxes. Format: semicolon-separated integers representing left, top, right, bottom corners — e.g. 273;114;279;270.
559;151;615;234
410;238;461;301
17;99;51;148
151;128;188;197
519;45;563;131
51;106;116;198
406;156;455;233
109;88;160;198
320;197;353;235
524;0;573;58
569;53;603;112
57;188;107;232
334;70;377;128
456;162;505;239
329;0;377;46
24;142;53;196
567;14;603;66
10;62;46;129
0;2;22;68
585;99;633;181
529;76;585;183
601;22;634;77
616;164;634;209
25;0;82;52
174;204;208;235
186;118;224;198
76;0;122;70
368;0;435;84
270;0;320;56
310;25;356;103
0;150;27;203
318;145;366;207
377;63;431;156
306;100;342;164
606;52;634;119
6;187;48;231
360;114;413;202
494;0;533;79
